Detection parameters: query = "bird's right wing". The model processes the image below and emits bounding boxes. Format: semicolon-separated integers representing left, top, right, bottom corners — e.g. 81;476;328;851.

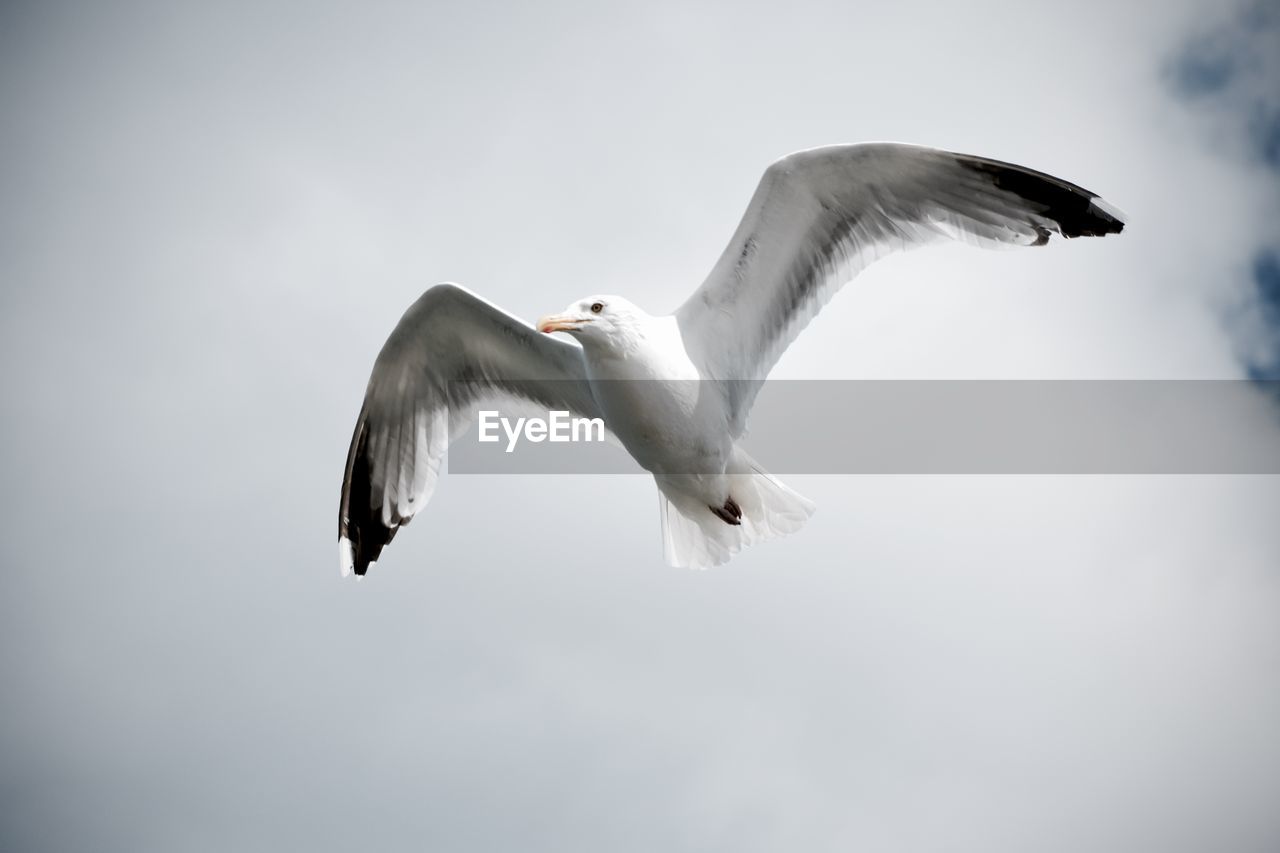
338;284;602;576
676;143;1126;434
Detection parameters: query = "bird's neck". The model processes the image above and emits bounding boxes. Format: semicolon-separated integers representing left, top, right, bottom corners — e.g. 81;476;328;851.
584;314;699;382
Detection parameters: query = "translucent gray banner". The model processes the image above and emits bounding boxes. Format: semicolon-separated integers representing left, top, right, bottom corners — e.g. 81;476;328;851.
447;380;1280;474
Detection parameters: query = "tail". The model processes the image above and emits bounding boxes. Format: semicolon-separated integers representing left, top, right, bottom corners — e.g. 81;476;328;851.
658;454;815;569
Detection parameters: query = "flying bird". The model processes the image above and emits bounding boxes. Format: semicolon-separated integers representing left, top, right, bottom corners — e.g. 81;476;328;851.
338;143;1125;574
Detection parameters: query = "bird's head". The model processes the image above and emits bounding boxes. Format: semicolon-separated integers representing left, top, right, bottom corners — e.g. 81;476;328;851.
537;295;649;348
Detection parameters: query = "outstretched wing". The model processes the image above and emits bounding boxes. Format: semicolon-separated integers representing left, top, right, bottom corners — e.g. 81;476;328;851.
676;143;1126;433
338;283;601;576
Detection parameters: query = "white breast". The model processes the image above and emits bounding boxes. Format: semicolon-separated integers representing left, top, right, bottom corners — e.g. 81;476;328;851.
585;315;732;476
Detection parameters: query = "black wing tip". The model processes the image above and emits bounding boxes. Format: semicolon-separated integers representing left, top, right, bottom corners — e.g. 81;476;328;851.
1077;195;1126;237
959;156;1126;241
338;414;397;578
1051;191;1126;239
340;503;398;579
351;524;396;576
340;529;390;577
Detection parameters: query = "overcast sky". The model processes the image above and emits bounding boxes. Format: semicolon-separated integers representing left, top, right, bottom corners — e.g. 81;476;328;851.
1;1;1278;851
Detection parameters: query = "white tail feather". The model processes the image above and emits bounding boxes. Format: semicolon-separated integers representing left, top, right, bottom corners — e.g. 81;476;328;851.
658;454;815;569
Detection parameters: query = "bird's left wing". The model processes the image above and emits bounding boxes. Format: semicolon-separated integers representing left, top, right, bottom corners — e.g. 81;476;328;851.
338;283;601;576
676;143;1125;434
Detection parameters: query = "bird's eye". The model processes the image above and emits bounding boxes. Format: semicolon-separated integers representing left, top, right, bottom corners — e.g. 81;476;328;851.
590;302;604;314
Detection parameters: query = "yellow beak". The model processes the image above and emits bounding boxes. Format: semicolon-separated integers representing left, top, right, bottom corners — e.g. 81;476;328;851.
537;313;589;334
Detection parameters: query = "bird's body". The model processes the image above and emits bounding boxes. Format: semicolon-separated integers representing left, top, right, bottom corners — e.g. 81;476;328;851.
580;311;724;491
338;143;1125;574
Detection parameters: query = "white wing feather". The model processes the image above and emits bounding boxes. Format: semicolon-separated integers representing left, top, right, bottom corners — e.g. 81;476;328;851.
677;143;1125;433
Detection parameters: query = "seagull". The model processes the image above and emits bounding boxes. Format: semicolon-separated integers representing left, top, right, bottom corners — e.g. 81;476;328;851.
338;142;1125;574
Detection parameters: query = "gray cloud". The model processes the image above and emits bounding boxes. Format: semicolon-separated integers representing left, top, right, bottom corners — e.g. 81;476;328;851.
1166;0;1280;377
